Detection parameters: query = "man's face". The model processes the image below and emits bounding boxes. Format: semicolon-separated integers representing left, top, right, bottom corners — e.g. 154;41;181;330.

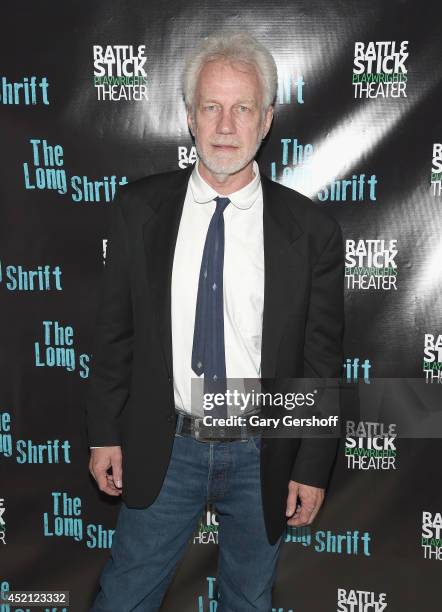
187;59;273;176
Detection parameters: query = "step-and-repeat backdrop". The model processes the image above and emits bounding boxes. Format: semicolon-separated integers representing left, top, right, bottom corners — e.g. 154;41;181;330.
1;1;442;610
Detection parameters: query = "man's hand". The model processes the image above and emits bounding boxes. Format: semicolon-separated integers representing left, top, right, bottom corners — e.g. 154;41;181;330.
89;446;123;496
285;480;324;526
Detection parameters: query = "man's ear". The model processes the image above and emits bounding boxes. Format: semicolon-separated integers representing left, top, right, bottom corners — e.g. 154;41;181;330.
187;108;195;137
262;105;274;139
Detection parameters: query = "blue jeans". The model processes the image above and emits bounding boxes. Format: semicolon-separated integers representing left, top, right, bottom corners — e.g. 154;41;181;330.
91;419;284;611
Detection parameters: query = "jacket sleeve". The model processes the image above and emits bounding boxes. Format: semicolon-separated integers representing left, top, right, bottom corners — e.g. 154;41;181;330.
290;220;345;488
85;190;134;446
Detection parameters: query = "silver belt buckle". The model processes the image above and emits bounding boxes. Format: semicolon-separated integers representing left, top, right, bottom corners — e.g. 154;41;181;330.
193;416;229;442
193;416;249;442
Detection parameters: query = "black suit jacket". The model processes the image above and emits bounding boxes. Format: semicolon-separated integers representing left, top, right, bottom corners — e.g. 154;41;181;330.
85;163;345;545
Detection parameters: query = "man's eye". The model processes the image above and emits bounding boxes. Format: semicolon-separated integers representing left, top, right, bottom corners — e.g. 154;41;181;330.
205;105;217;111
238;105;249;112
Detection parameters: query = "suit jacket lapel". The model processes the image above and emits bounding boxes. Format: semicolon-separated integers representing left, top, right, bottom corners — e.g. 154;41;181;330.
142;165;193;377
260;172;304;378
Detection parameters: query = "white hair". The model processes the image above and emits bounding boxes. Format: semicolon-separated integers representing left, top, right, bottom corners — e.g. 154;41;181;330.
183;31;278;113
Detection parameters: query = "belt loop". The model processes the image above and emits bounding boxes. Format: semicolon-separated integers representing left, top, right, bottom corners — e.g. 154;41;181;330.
175;410;184;434
239;416;247;441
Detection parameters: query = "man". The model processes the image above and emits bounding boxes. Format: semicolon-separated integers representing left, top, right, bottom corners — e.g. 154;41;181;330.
86;31;344;611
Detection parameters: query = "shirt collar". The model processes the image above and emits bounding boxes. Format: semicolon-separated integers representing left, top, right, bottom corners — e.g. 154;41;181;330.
189;157;261;210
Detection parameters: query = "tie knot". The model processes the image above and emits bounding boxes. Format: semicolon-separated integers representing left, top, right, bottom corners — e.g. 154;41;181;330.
214;196;231;214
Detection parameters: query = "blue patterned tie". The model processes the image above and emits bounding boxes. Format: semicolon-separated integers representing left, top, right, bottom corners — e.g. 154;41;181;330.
191;196;231;419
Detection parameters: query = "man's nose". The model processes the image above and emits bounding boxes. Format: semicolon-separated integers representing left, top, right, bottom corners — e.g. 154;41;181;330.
216;109;235;134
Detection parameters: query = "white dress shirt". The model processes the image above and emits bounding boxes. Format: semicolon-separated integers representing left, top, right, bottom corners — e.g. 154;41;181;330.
91;158;264;445
171;158;264;415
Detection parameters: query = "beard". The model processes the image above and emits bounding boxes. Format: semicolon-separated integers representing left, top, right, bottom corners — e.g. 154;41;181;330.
195;133;263;178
